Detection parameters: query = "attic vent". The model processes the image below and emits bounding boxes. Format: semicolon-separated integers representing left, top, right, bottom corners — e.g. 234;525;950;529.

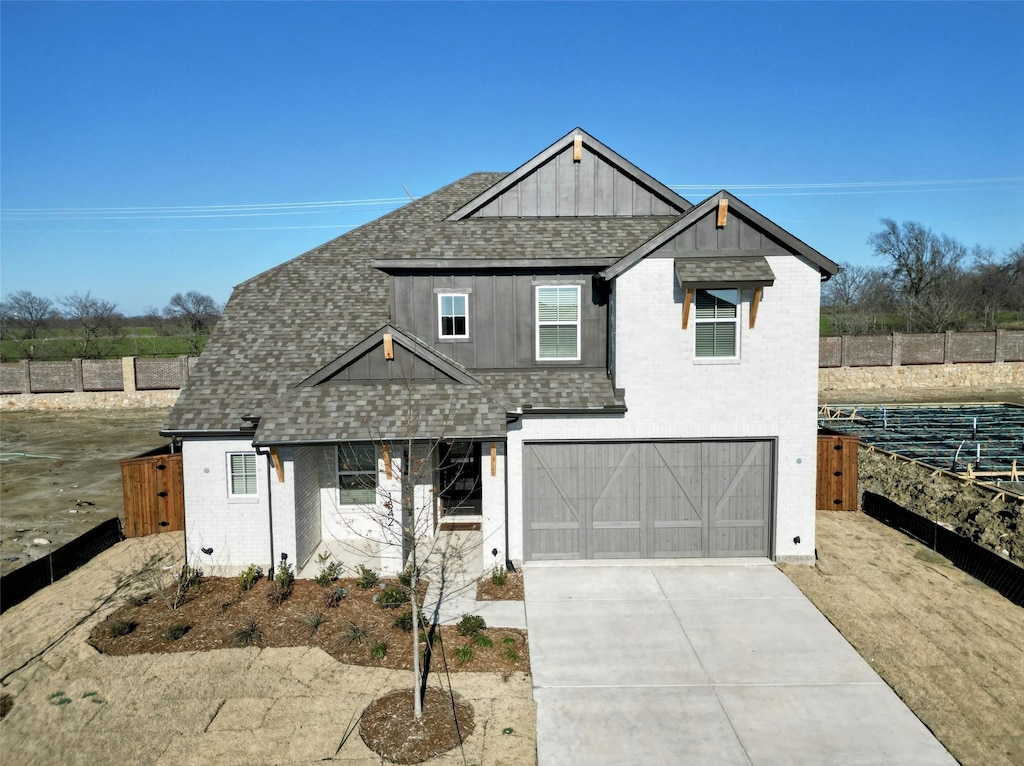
573;133;583;162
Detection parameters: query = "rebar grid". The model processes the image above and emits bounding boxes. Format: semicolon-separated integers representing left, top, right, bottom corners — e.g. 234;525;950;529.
819;404;1024;493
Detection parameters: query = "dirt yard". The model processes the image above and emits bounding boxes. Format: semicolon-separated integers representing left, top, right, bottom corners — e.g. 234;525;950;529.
0;409;171;576
781;511;1024;766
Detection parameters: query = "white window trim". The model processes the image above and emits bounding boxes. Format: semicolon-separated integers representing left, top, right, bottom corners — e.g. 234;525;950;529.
336;444;378;507
437;293;469;339
693;288;741;361
226;451;259;501
535;284;581;361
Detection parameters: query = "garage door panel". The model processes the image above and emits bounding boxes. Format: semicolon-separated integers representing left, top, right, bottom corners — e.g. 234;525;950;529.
524;440;772;560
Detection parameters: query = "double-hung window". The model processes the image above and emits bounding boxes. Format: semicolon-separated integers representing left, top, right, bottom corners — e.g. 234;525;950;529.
694;288;739;358
228;452;258;497
536;285;580;361
337;445;377;505
438;293;468;339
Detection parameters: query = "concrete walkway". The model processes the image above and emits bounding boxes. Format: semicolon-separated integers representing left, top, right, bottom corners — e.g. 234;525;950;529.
525;560;958;766
423;529;527;629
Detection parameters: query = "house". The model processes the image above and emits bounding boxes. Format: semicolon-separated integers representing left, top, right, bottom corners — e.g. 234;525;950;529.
163;128;839;577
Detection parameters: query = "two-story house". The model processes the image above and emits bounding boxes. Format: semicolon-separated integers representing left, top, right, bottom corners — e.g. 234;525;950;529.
163;128;838;577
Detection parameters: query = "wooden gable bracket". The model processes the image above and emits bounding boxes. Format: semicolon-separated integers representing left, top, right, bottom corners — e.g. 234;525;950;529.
383;333;394;360
717;199;729;227
269;448;285;484
490;442;497;476
381;444;392;480
749;287;763;329
681;288;693;329
573;133;583;162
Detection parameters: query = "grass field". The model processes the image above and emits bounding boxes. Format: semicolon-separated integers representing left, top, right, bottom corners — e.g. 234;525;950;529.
1;327;205;361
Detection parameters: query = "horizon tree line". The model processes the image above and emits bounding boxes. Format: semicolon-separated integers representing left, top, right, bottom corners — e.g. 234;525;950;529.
0;289;222;361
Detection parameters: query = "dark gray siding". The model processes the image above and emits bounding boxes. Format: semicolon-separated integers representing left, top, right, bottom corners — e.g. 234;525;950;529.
392;272;608;369
659;209;790;254
473;145;679;218
327;343;455;382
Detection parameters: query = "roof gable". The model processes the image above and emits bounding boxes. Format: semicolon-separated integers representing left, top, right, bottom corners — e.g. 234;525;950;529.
447;127;692;220
600;190;839;280
301;325;478;386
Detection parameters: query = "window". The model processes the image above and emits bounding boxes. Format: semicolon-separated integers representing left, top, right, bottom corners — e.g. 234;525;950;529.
438;293;468;338
228;452;258;497
337;444;377;505
536;285;580;360
694;289;739;358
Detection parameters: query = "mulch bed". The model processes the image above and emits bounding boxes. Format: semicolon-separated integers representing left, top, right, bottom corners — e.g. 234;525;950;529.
475;569;524;601
89;575;529;674
360;687;474;764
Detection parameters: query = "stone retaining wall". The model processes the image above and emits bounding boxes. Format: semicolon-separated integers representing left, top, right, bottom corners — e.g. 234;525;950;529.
0;390;180;412
819;361;1023;393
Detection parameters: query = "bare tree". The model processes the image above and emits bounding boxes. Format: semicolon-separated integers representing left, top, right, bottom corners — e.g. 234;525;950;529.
163;291;221;353
868;219;968;331
0;290;56;359
321;373;484;720
58;291;123;358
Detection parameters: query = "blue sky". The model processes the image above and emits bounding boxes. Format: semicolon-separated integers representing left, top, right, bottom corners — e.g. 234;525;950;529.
2;1;1022;316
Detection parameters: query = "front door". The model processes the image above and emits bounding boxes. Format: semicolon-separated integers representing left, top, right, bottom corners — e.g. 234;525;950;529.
438;441;482;515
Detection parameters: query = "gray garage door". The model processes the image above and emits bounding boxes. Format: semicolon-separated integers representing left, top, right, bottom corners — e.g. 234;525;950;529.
523;440;772;560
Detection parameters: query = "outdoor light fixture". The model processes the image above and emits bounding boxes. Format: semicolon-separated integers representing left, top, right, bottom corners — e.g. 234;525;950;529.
280;552;288;561
793;536;801;545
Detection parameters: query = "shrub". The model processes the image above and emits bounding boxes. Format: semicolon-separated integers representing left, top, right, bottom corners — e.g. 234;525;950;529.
339;622;368;646
355;565;379;589
370;641;388;660
238;564;263;592
454;644;475;665
314;552;343;587
162;622;189;641
166;564;204;610
456;614;486;636
398;565;420;589
471;632;494;649
501;636;520;663
300;611;324;638
392;609;429;632
375;586;408;609
267;562;294;605
490;566;507;587
233;617;262;647
324;586;348;608
107;620;135;638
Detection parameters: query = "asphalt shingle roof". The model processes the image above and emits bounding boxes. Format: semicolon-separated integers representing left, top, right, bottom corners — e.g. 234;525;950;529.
164;171;665;436
673;255;777;286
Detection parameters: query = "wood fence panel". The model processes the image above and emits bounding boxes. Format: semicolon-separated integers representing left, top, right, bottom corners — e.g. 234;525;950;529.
121;451;184;537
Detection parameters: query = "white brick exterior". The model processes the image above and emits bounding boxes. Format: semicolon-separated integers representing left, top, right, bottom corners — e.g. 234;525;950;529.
182;438;298;577
504;254;822;564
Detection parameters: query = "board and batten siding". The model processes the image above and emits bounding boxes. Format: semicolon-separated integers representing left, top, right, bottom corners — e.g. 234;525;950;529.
472;143;680;218
391;272;607;369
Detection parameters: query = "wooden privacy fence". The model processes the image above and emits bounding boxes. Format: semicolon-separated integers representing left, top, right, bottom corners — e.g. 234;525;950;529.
862;491;1024;606
0;517;124;614
816;432;859;511
120;447;184;537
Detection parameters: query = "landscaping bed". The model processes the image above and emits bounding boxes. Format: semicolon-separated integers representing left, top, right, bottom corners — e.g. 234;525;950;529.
89;571;529;675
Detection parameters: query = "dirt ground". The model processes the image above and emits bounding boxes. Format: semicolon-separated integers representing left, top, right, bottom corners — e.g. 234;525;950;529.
0;408;171;576
0;532;536;766
781;511;1024;766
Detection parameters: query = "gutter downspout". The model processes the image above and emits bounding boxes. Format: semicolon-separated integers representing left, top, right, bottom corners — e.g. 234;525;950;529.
503;414;521;573
256;446;275;576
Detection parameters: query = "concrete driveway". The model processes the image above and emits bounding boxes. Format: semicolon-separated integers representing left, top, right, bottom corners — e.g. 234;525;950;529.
524;560;957;766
